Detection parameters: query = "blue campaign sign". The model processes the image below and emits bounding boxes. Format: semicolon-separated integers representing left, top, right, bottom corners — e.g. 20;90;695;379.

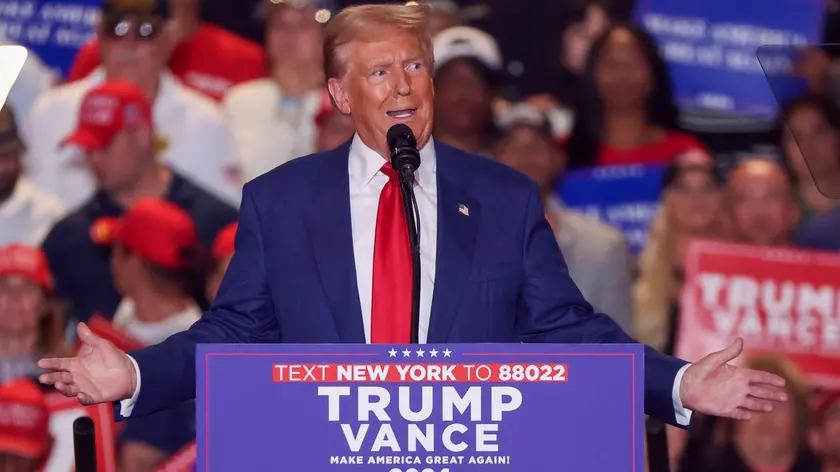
635;0;825;120
557;164;664;255
0;0;99;78
197;343;645;472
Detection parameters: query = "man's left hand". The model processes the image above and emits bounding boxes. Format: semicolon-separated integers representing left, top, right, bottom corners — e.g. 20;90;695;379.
680;338;788;420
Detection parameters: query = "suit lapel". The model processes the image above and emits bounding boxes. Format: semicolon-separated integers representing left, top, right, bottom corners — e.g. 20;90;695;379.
428;143;479;342
305;142;365;342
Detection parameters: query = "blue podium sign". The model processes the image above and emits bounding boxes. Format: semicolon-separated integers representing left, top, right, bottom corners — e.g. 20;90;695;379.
196;343;645;472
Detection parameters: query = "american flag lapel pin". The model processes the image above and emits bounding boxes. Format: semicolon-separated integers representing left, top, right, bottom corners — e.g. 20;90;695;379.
458;203;470;217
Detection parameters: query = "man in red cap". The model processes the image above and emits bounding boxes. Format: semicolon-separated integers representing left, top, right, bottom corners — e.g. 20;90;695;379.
812;391;840;472
91;197;201;471
22;0;241;210
41;79;237;326
0;379;52;472
67;0;268;102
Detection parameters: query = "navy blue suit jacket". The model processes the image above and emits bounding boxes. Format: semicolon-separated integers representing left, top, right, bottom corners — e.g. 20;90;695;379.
128;140;688;426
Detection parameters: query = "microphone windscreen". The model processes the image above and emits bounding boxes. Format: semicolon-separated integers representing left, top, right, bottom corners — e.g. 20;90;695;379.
387;124;416;150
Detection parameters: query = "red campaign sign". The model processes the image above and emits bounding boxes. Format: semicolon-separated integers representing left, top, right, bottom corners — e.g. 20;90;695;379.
155;441;196;472
676;239;840;389
43;393;118;472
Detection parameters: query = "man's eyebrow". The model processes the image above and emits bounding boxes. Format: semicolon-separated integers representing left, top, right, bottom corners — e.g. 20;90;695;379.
368;59;395;70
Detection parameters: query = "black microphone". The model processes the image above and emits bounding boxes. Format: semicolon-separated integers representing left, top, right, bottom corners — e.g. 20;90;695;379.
73;416;97;472
387;124;421;185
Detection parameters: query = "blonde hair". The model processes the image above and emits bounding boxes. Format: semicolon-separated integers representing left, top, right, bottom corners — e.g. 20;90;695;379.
633;207;676;350
323;4;434;80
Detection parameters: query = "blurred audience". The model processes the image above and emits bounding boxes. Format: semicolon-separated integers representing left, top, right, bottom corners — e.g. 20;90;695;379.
567;23;706;167
493;103;634;332
0;379;52;472
41;80;236;325
223;1;325;181
811;391;840;472
68;0;268;102
683;355;820;472
23;0;241;210
0;105;65;247
633;159;724;354
92;198;200;472
207;222;236;304
432;26;502;155
726;159;800;246
780;94;840;226
554;0;610;107
0;245;67;383
314;90;355;152
423;0;462;36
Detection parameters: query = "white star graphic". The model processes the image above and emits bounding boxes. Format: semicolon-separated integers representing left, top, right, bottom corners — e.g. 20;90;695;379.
402;348;412;358
416;348;425;357
429;348;439;357
388;349;397;357
443;348;452;357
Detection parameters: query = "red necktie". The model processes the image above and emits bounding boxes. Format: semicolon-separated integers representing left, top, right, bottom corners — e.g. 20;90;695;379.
370;163;413;344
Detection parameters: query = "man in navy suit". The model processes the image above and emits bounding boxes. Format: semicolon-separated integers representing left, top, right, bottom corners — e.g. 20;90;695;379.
39;3;786;427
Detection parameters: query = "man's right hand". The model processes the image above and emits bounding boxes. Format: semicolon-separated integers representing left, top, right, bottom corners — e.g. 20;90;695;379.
38;322;136;405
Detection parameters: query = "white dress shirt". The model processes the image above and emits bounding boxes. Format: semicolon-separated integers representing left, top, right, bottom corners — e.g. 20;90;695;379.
22;69;242;211
0;179;65;246
122;134;690;425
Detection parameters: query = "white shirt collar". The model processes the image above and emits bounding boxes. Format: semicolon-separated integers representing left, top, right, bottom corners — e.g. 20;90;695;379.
348;133;437;192
112;298;202;344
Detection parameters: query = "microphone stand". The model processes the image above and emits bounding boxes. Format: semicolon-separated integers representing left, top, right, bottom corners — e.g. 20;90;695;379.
398;173;421;344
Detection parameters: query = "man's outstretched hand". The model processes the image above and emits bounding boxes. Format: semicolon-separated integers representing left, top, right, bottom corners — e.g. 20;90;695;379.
38;322;136;405
680;338;787;420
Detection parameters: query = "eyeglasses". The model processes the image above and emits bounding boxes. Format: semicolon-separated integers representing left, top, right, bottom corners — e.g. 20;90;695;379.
103;18;163;40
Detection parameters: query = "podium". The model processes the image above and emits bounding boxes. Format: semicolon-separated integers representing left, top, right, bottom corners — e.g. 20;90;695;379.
196;343;645;471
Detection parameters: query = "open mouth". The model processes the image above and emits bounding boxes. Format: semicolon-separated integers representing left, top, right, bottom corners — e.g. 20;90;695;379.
386;108;417;120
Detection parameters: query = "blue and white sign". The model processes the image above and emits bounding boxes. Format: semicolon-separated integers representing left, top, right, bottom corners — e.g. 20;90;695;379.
0;0;99;78
557;164;665;255
635;0;826;120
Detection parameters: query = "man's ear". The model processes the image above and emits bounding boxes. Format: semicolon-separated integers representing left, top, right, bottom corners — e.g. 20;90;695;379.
327;78;352;115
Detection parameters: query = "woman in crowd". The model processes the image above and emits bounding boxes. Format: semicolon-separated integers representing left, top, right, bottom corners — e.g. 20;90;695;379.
0;244;68;383
779;94;840;231
567;23;706;167
633;158;724;355
92;197;208;472
681;355;820;472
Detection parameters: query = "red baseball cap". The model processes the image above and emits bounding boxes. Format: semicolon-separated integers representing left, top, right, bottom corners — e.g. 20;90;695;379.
212;223;237;261
0;244;54;293
0;379;50;459
91;197;198;270
61;79;153;151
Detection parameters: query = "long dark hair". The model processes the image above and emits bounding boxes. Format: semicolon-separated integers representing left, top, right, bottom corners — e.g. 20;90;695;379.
566;22;680;168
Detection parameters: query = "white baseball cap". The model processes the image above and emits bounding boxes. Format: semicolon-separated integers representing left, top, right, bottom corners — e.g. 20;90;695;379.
433;26;503;71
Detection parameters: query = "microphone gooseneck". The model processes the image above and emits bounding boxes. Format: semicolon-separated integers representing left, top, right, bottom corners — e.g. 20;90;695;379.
386;124;422;344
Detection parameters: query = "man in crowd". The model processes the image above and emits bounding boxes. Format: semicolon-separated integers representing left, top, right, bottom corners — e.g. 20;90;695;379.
41;3;787;435
0;379;52;472
432;25;502;155
726;158;801;246
811;391;840;472
68;0;268;102
0;105;65;246
493;102;634;332
42;80;237;325
223;0;326;181
23;0;241;210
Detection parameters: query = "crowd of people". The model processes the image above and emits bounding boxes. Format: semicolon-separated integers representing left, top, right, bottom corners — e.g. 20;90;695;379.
0;0;838;470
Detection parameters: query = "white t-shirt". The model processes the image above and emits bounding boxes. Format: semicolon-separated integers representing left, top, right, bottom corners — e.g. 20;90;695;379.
0;179;65;246
112;298;201;345
223;79;321;181
22;69;242;211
